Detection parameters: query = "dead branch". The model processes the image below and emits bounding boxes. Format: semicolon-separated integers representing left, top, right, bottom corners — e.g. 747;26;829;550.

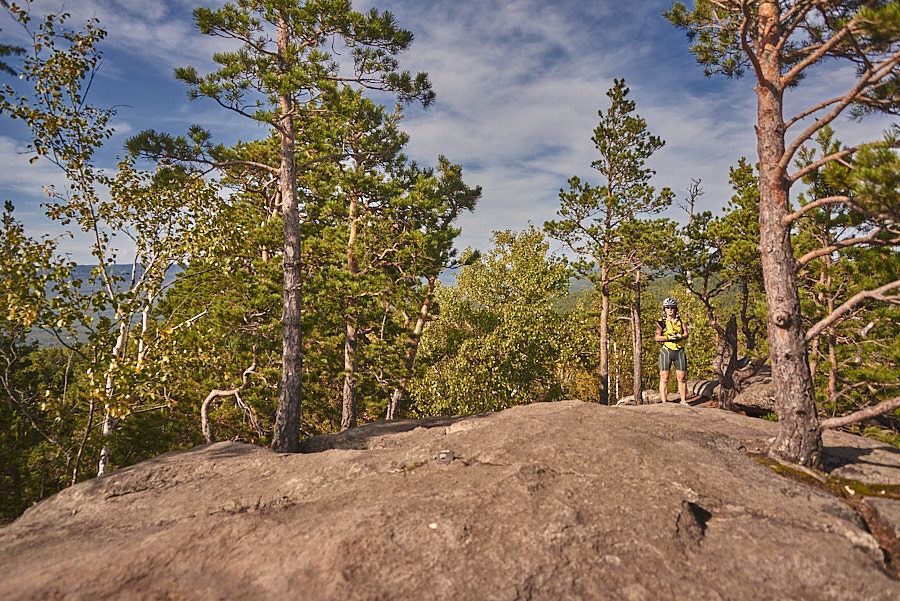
820;395;900;430
232;391;264;439
781;6;855;89
200;360;258;443
734;356;768;392
785;96;843;130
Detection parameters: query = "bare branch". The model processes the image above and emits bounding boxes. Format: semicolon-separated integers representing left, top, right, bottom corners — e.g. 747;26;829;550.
776;2;817;64
785;96;843;130
206;159;279;174
782;54;900;170
820;395;900;430
781;10;856;88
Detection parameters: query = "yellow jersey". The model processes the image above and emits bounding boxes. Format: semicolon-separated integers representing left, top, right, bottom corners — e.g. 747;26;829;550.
658;317;685;351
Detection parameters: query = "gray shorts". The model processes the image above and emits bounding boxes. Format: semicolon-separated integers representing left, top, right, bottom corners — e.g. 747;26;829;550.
659;347;687;372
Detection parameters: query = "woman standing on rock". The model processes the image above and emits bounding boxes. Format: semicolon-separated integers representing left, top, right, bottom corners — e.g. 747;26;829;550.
655;297;689;405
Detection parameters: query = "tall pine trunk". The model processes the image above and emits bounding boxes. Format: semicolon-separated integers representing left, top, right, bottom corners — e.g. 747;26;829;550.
598;279;610;405
756;1;821;466
270;15;302;453
630;272;644;404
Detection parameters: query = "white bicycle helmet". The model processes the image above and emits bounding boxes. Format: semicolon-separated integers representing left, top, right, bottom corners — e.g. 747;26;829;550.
662;297;678;308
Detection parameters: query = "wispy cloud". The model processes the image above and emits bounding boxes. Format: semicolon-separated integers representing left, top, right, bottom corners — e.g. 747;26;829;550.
2;0;896;263
0;136;67;202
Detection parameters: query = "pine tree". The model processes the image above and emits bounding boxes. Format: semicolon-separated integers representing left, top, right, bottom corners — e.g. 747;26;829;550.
165;0;433;451
545;78;673;405
667;0;900;466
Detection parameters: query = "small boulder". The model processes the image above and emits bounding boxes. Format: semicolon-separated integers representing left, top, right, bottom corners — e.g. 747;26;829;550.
733;368;776;416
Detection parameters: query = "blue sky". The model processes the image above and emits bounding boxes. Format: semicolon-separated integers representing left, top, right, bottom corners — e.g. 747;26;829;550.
1;0;895;263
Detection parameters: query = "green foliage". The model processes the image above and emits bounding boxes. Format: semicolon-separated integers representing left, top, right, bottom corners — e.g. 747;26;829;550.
851;425;900;448
848;130;900;221
554;275;721;400
152;249;284;444
664;1;752;78
1;201;72;331
0;5;226;482
409;228;572;415
144;90;478;437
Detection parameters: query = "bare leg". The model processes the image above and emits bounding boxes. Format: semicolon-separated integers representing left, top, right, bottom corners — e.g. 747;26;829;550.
676;369;688;404
659;371;669;403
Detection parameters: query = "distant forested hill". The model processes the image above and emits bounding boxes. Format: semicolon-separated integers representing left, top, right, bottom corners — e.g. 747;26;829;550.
554;274;684;314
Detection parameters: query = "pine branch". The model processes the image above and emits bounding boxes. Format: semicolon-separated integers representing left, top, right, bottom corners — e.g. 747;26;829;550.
805;279;900;342
781;7;856;89
781;54;900;171
796;229;900;267
783;195;852;226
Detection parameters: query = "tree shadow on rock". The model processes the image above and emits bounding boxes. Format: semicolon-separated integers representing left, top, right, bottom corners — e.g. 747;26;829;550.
822;444;900;473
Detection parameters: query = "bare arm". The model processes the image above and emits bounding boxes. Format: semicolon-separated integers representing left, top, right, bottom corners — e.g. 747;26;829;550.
654;322;667;343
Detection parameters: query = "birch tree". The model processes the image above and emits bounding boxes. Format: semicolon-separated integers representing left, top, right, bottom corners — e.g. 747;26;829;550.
0;6;220;476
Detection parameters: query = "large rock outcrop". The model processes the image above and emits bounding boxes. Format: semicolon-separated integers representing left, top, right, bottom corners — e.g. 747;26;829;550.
2;400;900;600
